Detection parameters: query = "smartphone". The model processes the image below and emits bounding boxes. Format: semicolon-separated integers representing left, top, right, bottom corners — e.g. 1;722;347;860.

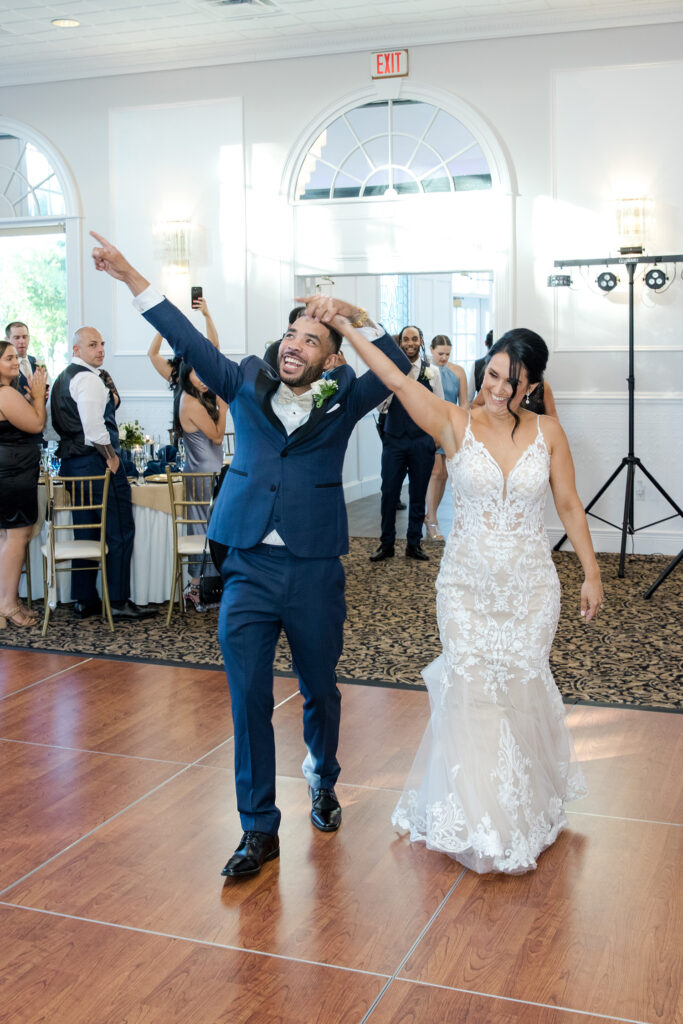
191;286;203;307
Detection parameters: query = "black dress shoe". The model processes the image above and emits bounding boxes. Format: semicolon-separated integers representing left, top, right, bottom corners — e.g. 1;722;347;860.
369;544;395;562
221;831;280;878
73;599;102;619
110;600;157;620
309;786;342;832
395;500;407;510
405;543;429;561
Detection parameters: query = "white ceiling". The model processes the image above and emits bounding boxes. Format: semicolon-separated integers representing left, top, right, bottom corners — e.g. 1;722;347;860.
1;0;683;87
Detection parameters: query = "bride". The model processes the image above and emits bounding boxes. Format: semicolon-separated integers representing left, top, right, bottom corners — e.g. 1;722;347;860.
304;301;604;875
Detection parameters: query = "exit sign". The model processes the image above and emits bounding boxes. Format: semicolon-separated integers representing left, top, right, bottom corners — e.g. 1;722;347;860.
372;50;409;79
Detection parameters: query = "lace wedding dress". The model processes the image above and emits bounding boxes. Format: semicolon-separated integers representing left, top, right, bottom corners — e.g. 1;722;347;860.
392;415;587;873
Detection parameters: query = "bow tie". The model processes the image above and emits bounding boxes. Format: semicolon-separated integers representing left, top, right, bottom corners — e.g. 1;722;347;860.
274;384;313;410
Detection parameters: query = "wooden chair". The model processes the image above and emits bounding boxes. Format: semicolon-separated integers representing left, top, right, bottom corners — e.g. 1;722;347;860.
41;470;114;635
166;467;216;625
22;543;33;610
224;431;235;456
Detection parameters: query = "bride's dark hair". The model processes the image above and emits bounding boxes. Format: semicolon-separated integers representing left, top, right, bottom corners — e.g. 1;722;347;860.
172;360;219;438
485;328;549;438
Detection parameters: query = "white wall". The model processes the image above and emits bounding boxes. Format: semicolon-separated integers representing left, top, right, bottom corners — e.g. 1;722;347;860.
0;22;681;551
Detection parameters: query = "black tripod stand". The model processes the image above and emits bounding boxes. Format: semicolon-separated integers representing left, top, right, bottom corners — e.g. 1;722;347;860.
552;253;683;593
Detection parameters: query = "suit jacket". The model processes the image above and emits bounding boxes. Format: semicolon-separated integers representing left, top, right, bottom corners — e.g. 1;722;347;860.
143;299;410;557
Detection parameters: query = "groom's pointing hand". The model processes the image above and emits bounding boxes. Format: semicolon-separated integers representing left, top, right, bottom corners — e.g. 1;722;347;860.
90;231;150;295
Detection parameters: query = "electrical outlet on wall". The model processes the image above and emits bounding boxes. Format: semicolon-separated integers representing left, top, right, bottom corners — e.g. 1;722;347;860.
635;480;646;500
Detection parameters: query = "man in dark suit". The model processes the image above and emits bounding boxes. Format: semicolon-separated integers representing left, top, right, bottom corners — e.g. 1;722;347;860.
6;320;47;447
370;325;443;564
50;327;153;621
91;231;410;879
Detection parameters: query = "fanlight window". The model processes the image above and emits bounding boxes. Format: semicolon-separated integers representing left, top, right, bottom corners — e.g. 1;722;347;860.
0;133;65;218
295;100;492;201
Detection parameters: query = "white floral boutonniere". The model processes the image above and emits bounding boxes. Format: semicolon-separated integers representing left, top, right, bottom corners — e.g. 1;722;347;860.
310;378;339;409
419;364;437;383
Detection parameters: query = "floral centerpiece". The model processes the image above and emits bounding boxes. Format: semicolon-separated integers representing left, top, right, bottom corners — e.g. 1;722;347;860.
118;419;145;450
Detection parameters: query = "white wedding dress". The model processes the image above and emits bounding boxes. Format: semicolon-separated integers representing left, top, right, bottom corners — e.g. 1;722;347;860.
392;415;587;873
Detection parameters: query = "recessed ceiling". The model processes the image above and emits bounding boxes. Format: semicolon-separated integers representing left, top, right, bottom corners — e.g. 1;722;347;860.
1;0;682;87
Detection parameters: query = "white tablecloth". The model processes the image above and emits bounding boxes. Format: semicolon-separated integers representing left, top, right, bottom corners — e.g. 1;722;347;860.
22;482;184;606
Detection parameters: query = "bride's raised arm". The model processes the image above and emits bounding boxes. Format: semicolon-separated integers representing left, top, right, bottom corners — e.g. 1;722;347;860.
299;295;463;455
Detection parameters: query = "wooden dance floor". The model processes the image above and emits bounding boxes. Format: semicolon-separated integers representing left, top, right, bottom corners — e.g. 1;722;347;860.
0;650;680;1023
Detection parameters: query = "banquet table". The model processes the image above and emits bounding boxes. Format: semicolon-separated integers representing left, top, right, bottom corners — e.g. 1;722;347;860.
21;478;184;606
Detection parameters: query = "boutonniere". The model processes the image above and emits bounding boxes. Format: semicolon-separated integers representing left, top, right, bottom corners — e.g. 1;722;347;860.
419;364;437;383
310;378;339;409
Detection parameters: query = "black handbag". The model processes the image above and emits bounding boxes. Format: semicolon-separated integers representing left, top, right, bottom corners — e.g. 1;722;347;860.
198;467;227;603
198;542;223;605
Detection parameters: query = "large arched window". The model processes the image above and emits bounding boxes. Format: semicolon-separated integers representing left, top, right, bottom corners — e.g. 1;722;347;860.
0;126;75;376
295;99;492;201
0;134;66;218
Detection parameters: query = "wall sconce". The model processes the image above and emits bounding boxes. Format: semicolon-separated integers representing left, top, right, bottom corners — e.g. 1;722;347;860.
156;219;191;273
614;198;647;255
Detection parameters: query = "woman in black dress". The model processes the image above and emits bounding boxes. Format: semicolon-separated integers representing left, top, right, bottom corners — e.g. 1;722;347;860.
0;339;47;628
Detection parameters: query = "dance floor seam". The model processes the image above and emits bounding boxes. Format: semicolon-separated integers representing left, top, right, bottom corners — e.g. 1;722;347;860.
0;655;93;700
390;978;655;1024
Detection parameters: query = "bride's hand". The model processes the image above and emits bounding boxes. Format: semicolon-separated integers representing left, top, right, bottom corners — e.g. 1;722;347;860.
580;577;604;622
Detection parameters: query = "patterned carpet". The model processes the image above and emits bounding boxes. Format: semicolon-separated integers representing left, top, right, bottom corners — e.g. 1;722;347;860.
2;538;681;710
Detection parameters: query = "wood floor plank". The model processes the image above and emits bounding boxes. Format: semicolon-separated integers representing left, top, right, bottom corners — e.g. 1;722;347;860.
0;740;181;890
0;658;297;762
368;979;626;1023
569;705;683;822
399;813;682;1023
201;682;429;790
0;649;86;697
0;905;385;1024
4;767;460;975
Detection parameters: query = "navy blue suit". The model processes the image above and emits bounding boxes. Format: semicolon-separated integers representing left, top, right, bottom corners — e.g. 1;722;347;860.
142;299;409;833
380;362;436;547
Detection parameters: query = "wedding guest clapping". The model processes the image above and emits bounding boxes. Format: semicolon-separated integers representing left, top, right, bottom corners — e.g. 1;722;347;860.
0;340;47;628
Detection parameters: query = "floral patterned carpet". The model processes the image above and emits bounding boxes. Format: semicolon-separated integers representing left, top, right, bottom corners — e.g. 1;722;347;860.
2;539;680;710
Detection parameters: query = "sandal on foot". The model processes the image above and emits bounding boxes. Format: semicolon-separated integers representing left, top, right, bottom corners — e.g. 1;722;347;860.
425;523;444;541
0;605;38;628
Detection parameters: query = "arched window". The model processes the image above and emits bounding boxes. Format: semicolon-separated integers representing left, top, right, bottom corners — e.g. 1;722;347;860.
0;133;66;218
0;126;74;376
295;99;492;201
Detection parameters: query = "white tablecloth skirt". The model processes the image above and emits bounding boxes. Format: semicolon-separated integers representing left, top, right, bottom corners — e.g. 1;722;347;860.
21;504;181;607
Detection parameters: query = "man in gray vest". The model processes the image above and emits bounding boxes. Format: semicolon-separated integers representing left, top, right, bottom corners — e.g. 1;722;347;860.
50;327;153;620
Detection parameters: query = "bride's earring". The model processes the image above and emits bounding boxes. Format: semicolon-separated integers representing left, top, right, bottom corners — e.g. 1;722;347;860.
524;392;531;407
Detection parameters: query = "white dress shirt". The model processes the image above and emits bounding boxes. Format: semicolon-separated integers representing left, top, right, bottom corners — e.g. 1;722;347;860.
68;356;111;447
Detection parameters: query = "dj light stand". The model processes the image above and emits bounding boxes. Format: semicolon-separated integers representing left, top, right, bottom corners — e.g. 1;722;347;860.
551;253;683;594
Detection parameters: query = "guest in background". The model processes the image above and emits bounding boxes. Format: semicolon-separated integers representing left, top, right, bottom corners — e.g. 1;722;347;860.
469;328;493;402
50;327;154;620
148;295;221;391
172;360;228;611
6;320;49;447
424;334;468;541
370;324;444;563
0;340;47;628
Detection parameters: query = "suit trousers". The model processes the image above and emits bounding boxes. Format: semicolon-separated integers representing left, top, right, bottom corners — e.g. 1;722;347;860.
217;543;345;835
380;433;436;547
60;453;135;605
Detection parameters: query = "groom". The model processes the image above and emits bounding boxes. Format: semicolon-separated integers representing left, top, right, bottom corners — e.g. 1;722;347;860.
91;232;410;878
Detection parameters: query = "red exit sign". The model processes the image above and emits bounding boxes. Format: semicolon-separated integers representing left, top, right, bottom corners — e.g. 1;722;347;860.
372;49;409;79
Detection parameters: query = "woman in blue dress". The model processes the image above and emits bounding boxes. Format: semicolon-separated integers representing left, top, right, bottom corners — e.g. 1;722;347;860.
425;335;468;541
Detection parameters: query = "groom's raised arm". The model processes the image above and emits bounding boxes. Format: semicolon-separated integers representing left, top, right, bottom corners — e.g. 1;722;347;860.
90;232;240;402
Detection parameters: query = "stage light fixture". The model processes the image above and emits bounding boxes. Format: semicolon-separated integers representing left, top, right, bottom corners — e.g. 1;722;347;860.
644;267;667;290
547;274;571;287
597;271;618;292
